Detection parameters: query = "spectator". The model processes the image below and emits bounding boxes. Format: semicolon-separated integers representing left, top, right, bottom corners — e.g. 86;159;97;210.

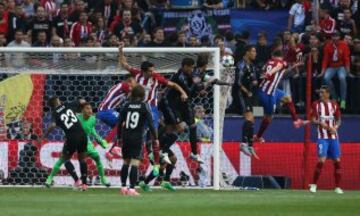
69;0;85;22
28;6;51;43
0;32;6;46
0;3;9;36
113;9;143;41
23;0;35;18
175;31;186;47
43;0;57;21
138;33;151;47
147;27;167;47
96;0;117;27
203;0;226;9
52;3;73;39
6;30;30;68
94;17;109;45
194;105;213;142
32;31;48;47
255;32;271;68
288;0;305;33
188;35;199;47
321;31;351;109
319;8;336;38
7;4;26;43
224;31;236;53
70;12;92;46
332;0;351;22
123;34;138;47
337;8;357;37
234;31;249;63
200;35;211;47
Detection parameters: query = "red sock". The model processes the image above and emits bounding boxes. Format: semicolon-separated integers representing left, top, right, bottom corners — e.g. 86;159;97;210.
313;162;324;184
106;126;118;151
257;118;271;138
334;161;341;188
153;143;160;164
285;101;298;121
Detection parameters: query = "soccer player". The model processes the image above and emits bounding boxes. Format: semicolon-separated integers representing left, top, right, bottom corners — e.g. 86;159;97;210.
44;97;88;190
119;85;159;196
118;44;188;167
254;50;307;142
97;74;137;128
159;57;205;163
66;102;110;187
309;85;343;194
234;45;259;158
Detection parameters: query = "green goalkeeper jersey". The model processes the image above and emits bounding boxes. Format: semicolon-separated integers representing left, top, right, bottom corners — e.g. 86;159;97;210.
77;114;107;149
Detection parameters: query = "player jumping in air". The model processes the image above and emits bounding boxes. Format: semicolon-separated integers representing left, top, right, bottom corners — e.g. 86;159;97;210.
119;85;159;196
44;97;88;190
118;44;189;167
234;45;259;158
64;102;110;187
159;58;206;163
309;86;344;194
254;50;308;142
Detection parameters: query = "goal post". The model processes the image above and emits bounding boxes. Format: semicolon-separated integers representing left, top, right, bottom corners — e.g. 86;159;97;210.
0;47;227;190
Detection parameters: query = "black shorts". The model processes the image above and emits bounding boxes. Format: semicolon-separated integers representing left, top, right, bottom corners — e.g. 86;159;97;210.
122;137;143;160
62;134;87;156
239;94;254;113
160;99;195;126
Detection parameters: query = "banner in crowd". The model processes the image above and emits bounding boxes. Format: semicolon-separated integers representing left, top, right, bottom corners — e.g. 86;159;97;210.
230;10;288;43
162;9;231;40
1;141;360;189
0;74;45;140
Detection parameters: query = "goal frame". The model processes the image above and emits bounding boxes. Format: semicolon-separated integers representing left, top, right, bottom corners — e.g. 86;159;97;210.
0;47;222;190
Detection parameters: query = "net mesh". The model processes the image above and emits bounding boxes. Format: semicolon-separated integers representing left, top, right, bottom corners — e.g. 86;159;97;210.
0;49;231;187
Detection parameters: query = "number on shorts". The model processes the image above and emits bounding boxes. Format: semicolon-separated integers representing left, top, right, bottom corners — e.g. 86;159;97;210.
60;109;78;129
125;111;140;129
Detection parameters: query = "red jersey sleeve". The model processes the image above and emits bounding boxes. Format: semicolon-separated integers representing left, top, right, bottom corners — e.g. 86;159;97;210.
153;72;169;85
121;82;130;93
128;67;141;75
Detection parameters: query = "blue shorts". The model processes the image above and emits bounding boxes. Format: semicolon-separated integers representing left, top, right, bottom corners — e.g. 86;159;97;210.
96;109;119;128
257;89;286;115
150;105;159;129
317;139;341;159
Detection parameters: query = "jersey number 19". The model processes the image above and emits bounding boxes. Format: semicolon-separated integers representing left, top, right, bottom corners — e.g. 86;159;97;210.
125;111;139;129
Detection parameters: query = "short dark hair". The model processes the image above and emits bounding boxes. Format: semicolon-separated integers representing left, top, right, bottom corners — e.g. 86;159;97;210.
140;61;154;72
196;55;209;68
245;45;256;53
320;85;330;93
272;49;284;57
153;27;163;35
15;29;24;34
181;58;195;67
131;85;145;101
48;96;59;108
80;102;91;110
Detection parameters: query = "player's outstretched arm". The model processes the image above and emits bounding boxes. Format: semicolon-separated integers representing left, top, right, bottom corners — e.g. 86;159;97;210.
90;117;108;148
118;43;132;71
167;81;188;101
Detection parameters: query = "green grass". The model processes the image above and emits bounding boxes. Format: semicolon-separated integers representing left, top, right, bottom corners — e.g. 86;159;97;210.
0;188;359;216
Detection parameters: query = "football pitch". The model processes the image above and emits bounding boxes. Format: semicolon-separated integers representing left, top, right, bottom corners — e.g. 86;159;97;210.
0;188;359;216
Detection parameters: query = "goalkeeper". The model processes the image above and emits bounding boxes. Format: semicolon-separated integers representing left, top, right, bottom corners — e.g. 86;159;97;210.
64;102;110;187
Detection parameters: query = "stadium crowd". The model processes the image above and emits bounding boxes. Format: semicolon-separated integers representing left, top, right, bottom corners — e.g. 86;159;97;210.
0;0;359;113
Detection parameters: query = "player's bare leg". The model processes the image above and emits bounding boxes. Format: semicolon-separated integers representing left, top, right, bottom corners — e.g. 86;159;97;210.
281;96;309;128
120;158;130;195
254;115;271;143
309;157;326;193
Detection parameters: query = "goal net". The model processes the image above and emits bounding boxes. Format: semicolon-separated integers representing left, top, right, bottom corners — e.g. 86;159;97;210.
0;47;235;190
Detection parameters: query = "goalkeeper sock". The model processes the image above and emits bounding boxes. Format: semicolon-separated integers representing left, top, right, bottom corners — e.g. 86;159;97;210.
48;158;64;182
92;153;107;184
242;120;254;147
257;118;270;138
285;101;298;121
189;125;198;155
121;164;129;187
313;161;324;184
64;161;79;182
129;165;138;189
79;160;87;185
164;164;174;182
334;161;342;187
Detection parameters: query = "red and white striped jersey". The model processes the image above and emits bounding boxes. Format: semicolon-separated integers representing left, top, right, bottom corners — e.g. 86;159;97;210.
98;82;130;111
259;58;288;95
311;100;341;139
129;67;169;106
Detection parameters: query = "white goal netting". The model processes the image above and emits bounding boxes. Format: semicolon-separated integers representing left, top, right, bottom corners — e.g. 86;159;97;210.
0;47;235;189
